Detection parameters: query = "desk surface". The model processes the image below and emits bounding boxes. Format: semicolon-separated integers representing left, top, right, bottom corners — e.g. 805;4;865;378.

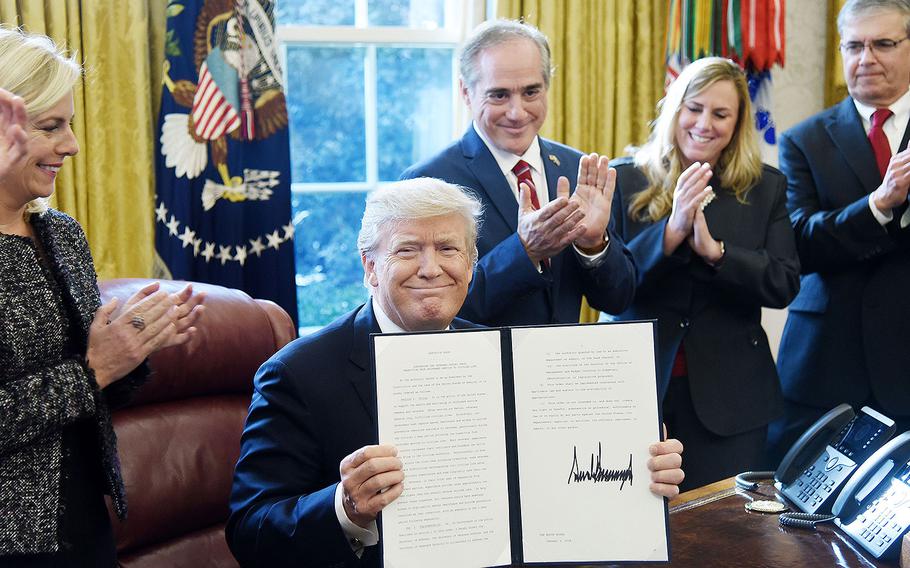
623;477;899;567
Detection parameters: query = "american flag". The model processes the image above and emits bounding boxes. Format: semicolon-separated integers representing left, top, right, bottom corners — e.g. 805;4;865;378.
192;61;240;140
155;0;298;326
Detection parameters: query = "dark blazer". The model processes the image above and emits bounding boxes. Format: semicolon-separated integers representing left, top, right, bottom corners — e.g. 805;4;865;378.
776;96;910;417
400;124;636;326
227;302;478;568
610;158;800;436
0;209;140;555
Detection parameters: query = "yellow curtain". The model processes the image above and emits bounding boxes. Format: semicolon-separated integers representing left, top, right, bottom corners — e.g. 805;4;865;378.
0;1;165;278
826;0;847;107
497;0;667;322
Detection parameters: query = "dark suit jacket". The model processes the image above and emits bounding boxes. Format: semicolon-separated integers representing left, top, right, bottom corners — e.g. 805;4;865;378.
610;158;800;436
776;96;910;417
0;209;142;554
400;124;636;326
227;302;478;568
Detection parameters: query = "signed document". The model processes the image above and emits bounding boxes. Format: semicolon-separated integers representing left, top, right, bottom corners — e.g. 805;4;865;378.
512;323;667;563
373;321;667;568
374;330;512;568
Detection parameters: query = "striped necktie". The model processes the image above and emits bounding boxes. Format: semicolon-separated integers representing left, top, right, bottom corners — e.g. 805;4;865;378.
512;159;541;210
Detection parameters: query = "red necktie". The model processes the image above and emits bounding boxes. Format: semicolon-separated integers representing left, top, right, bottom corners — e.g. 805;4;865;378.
869;108;893;178
512;159;541;210
511;159;549;267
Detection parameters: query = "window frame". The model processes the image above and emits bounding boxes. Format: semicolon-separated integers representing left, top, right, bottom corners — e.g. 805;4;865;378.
276;0;486;332
277;0;486;194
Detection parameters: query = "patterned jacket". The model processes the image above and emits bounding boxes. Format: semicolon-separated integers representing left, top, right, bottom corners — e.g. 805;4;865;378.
0;208;144;554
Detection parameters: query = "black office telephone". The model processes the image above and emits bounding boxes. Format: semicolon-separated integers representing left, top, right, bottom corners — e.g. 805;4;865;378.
773;404;896;514
831;431;910;560
735;404;897;514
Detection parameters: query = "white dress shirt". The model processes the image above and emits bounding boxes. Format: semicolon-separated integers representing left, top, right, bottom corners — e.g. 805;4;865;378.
854;88;910;227
474;123;549;208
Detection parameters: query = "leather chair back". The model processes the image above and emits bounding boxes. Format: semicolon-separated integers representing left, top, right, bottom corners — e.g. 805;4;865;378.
100;279;295;567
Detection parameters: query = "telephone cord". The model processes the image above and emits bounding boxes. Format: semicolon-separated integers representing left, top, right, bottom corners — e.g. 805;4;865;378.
778;512;836;530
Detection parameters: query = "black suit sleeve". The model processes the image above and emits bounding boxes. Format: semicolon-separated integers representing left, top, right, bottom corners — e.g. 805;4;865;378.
227;358;357;568
696;172;801;308
457;231;554;322
575;189;637;314
780;130;897;274
621;215;692;295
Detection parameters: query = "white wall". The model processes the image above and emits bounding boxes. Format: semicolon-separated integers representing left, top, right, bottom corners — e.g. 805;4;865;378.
761;1;829;358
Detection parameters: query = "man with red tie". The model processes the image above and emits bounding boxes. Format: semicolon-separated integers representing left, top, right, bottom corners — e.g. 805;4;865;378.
401;19;636;327
768;0;910;464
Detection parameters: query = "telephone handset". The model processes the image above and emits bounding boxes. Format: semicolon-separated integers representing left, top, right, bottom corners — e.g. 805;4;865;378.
774;404;896;515
831;431;910;560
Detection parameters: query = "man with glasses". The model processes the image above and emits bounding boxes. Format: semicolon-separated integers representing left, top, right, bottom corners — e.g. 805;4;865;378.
768;0;910;464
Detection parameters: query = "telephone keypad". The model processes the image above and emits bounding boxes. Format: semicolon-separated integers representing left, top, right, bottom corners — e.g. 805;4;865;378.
780;447;857;514
838;473;910;559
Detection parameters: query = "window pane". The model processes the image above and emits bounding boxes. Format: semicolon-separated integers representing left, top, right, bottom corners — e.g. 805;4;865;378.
368;0;446;28
376;47;453;181
285;46;366;183
292;191;370;329
276;0;355;26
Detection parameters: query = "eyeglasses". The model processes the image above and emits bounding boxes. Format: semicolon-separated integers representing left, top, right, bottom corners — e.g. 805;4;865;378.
839;36;910;56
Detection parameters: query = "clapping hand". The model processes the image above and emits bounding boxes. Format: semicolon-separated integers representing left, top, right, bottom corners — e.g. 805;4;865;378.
687;206;724;265
570;153;615;254
0;88;28;185
871;148;910;213
516;152;618;264
663;162;713;255
156;283;205;350
86;282;205;388
516;180;584;265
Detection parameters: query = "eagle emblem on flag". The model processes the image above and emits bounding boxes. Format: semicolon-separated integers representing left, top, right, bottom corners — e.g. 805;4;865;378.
159;0;287;210
154;0;297;323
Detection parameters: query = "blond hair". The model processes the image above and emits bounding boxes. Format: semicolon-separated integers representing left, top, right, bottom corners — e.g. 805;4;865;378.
629;57;762;223
0;25;81;215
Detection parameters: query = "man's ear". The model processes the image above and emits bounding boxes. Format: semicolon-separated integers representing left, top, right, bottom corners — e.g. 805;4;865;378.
459;78;471;107
361;253;379;287
465;242;474;287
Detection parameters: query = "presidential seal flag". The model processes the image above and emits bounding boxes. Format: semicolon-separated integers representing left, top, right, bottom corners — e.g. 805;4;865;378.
155;0;297;324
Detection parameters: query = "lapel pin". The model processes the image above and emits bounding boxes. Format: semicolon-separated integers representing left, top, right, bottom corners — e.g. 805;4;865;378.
548;154;560;166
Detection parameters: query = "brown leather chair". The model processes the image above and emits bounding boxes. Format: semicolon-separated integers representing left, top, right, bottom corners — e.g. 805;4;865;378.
100;279;296;567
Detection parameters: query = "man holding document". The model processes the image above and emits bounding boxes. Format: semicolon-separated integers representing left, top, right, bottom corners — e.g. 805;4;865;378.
226;178;684;568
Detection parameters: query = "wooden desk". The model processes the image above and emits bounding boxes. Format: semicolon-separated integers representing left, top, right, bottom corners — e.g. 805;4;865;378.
622;477;899;567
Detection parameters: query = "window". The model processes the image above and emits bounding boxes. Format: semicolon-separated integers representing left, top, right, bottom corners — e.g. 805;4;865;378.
278;0;478;332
